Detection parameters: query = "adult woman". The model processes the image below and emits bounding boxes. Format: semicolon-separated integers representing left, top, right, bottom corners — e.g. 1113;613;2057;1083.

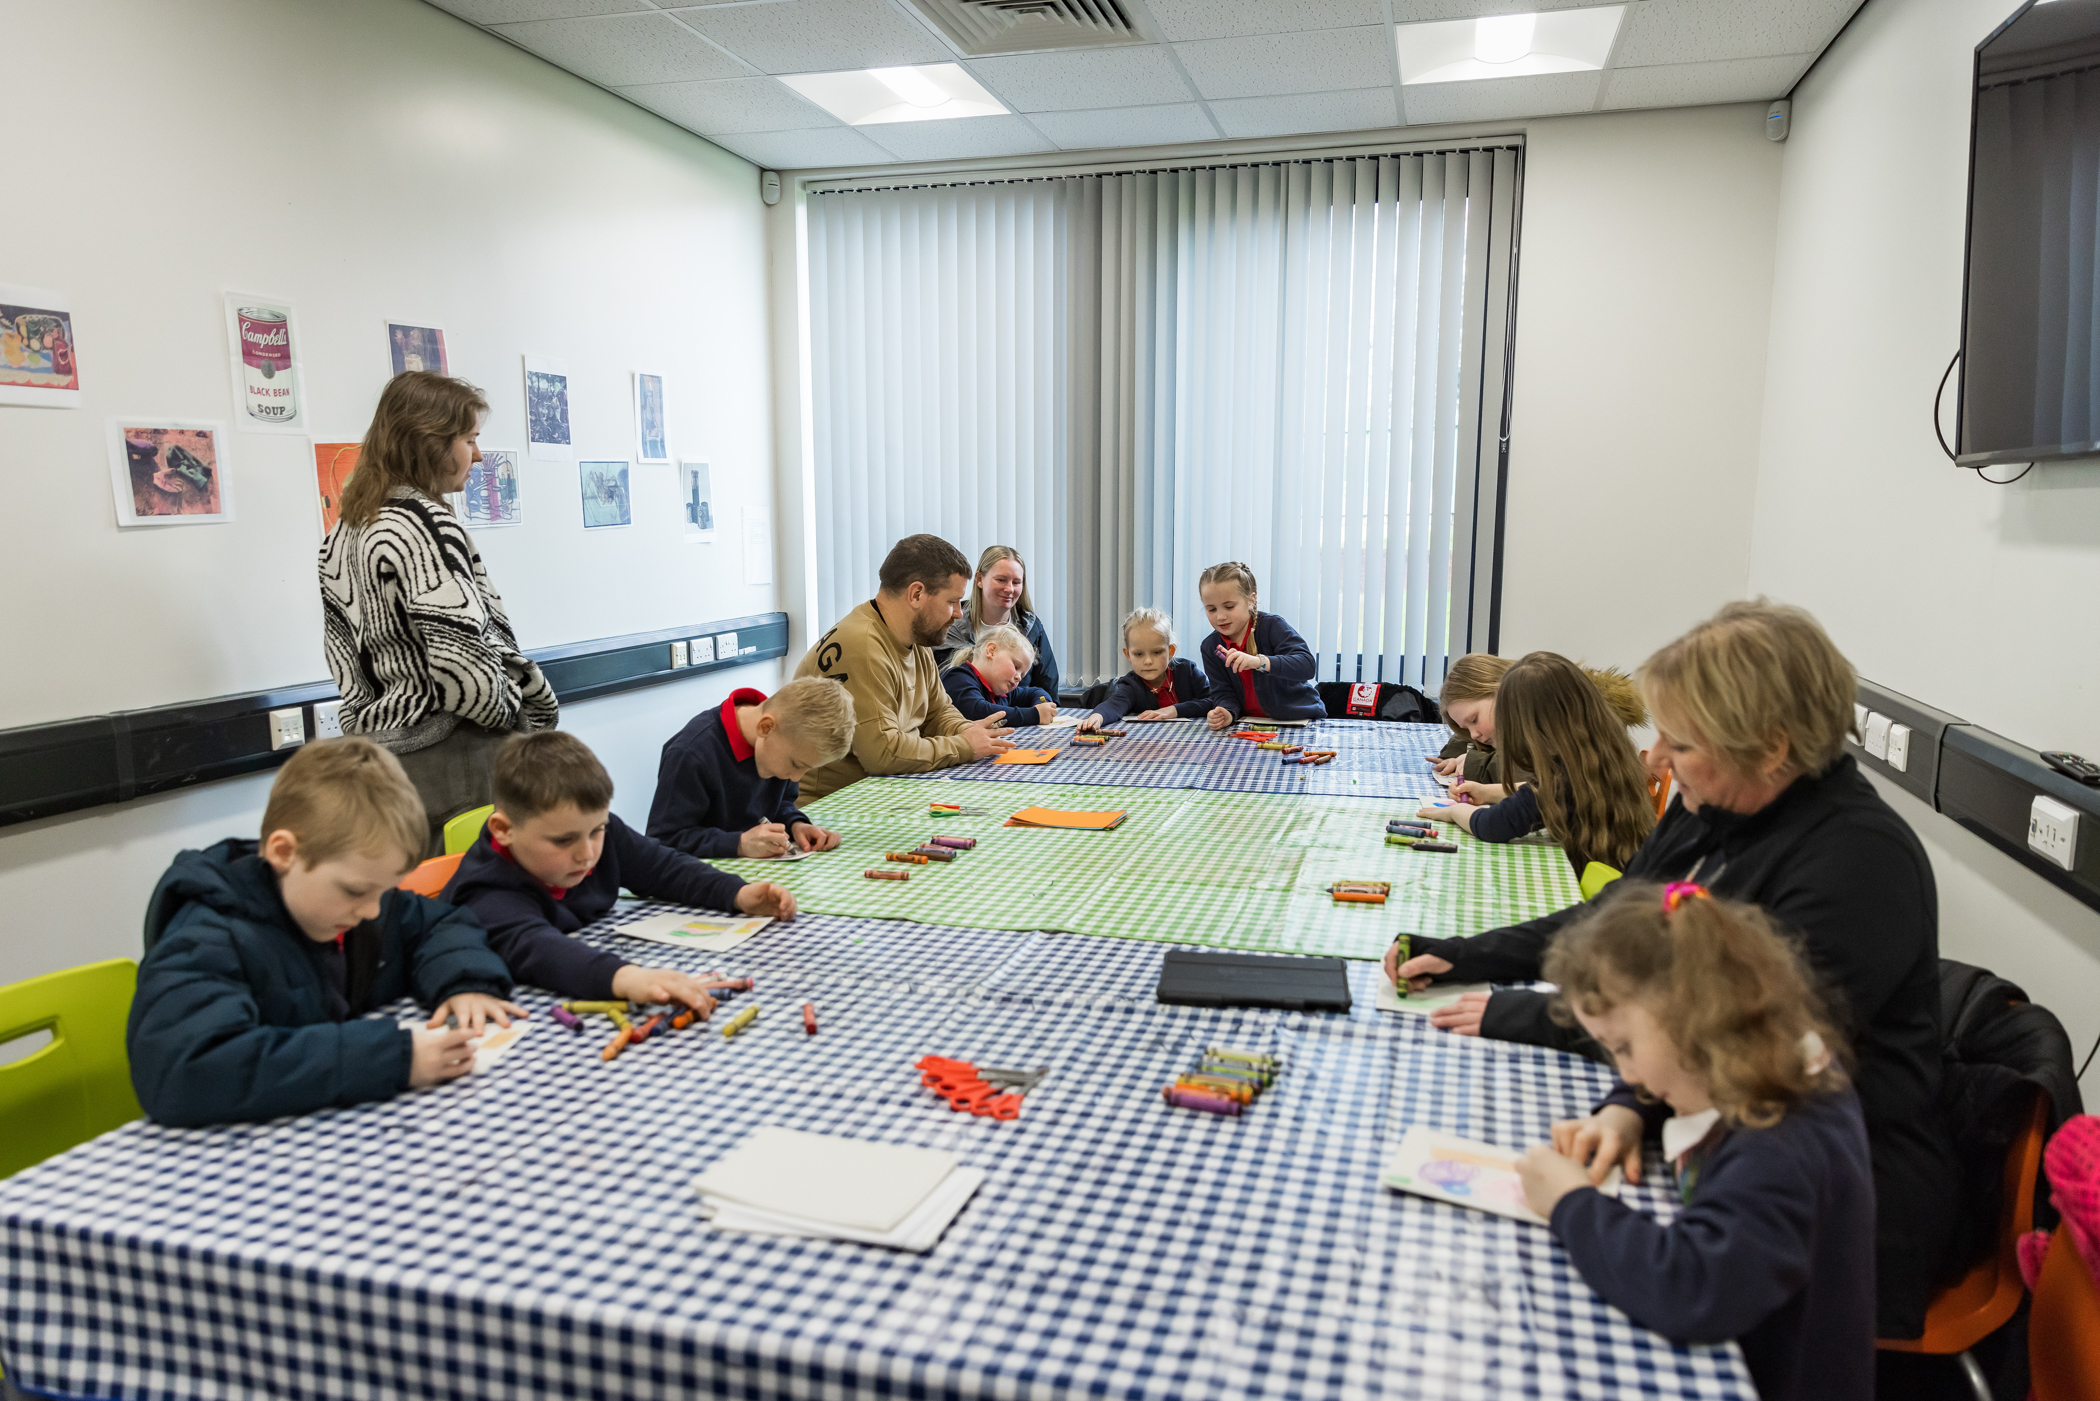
1388;600;1956;1340
940;546;1058;699
319;372;558;855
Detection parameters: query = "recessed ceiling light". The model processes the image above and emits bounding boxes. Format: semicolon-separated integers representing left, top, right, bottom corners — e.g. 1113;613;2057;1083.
779;64;1009;125
1395;6;1624;86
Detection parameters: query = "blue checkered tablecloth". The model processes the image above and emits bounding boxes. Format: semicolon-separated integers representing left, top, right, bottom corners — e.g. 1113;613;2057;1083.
0;909;1752;1401
897;715;1451;800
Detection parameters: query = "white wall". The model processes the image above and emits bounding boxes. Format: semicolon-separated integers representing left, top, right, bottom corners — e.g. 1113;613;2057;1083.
0;0;782;988
1752;0;2100;1073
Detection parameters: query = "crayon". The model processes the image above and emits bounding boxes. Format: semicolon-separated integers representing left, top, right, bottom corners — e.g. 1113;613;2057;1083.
728;977;753;991
671;1005;701;1030
1388;820;1434;835
866;868;909;880
1163;1086;1243;1116
886;851;930;864
802;1002;817;1036
911;846;956;861
601;1027;632;1062
632;1013;663;1045
563;1001;628;1014
1206;1045;1279;1071
1098;729;1128;737
550;1005;582;1031
1196;1062;1269;1088
930;836;976;850
1073;735;1107;745
1410;841;1460;853
1332;890;1387;904
1257;741;1290;751
1386;833;1426;847
1281;755;1301;765
721;1005;760;1038
1176;1075;1256;1103
606;1007;631;1031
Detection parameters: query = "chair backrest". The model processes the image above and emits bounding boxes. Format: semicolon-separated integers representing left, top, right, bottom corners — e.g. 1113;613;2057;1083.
2033;1227;2100;1401
400;851;463;897
1578;862;1623;901
0;959;144;1180
1648;768;1672;819
442;805;494;856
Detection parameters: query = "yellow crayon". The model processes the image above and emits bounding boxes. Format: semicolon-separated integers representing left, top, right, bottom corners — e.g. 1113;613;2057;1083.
564;1001;628;1014
722;1005;760;1038
606;1008;631;1031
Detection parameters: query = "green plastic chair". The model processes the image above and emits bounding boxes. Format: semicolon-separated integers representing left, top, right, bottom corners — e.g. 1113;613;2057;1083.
0;959;143;1181
1578;861;1623;901
443;804;495;856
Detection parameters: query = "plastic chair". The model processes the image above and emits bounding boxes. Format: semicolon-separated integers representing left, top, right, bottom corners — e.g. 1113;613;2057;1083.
1648;769;1672;819
442;804;493;856
399;852;463;897
1578;862;1622;900
1878;1087;2049;1400
0;959;144;1181
2032;1225;2100;1401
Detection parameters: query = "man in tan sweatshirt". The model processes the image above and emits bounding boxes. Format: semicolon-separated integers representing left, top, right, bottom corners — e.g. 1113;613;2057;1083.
793;534;1015;800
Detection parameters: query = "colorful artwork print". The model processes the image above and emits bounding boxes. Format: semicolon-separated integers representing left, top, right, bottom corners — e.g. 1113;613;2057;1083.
387;322;448;377
460;447;522;527
107;421;233;526
225;294;301;429
580;459;631;528
525;355;571;459
634;371;668;462
681;459;716;540
0;285;80;405
313;441;361;538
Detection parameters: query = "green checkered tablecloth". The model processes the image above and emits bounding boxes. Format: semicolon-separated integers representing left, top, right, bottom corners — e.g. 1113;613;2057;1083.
712;777;1581;961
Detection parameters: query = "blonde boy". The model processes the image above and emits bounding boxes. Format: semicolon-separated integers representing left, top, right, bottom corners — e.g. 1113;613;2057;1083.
647;678;856;858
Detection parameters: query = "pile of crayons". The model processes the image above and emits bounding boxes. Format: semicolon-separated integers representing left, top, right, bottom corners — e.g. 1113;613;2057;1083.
1386;819;1457;853
868;834;976;881
552;979;755;1062
1161;1044;1280;1117
1284;749;1336;766
1330;880;1390;905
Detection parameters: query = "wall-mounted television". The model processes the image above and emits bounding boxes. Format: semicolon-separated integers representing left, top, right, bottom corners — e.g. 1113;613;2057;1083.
1961;0;2100;466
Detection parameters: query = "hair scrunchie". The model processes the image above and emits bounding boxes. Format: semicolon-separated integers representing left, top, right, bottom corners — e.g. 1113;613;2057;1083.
1663;881;1710;913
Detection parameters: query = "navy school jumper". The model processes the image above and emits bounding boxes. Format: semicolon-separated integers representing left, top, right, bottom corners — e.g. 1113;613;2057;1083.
1198;612;1324;721
940;663;1055;727
646;687;813;859
1087;657;1212;726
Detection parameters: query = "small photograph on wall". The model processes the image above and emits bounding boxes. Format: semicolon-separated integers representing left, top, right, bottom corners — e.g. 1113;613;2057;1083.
0;283;81;407
455;447;522;528
525;355;571;459
580;459;630;528
680;459;716;541
107;420;233;526
386;321;448;377
313;440;361;538
224;293;303;432
633;371;669;463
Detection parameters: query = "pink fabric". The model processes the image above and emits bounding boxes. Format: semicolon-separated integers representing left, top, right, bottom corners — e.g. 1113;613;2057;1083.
2019;1114;2100;1291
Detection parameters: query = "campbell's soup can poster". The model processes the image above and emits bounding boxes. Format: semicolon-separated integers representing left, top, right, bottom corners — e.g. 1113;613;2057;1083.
221;292;303;432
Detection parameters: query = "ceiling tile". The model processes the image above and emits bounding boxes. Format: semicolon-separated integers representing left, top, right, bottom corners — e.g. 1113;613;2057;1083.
861;114;1058;160
1174;27;1393;100
666;0;951;74
708;125;900;167
1613;0;1863;67
1390;0;1611;17
1401;69;1600;123
492;12;750;85
1143;0;1385;42
1209;87;1399;138
966;45;1193;112
427;0;652;21
1602;52;1813;109
1029;103;1221;149
614;75;840;132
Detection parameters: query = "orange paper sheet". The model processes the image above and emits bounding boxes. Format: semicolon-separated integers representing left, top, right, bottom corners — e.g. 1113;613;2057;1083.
1004;806;1128;830
992;749;1061;766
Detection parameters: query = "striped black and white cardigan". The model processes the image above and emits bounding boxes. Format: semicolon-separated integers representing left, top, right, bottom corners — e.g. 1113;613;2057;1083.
319;487;558;751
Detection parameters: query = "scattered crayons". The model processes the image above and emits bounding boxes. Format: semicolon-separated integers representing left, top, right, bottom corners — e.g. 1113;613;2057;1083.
866;868;909;880
885;851;930;864
721;1005;760;1039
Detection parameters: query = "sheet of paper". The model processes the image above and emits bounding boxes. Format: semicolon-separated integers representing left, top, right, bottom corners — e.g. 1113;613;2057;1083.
470;1021;530;1072
616;910;774;952
703;1166;984;1252
1005;806;1128;830
1041;716;1081;728
1382;1125;1620;1226
693;1126;957;1233
1375;972;1494;1016
992;748;1060;765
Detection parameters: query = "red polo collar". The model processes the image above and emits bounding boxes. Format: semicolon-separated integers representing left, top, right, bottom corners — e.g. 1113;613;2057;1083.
969;664;1007;702
721;687;768;762
492;835;575;900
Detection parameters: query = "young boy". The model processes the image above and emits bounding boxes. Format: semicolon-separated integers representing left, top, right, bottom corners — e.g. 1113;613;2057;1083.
128;738;522;1128
446;731;797;1012
646;678;854;860
1077;608;1209;731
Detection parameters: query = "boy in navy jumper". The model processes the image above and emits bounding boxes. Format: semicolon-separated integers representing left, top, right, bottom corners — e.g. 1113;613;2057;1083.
1194;562;1324;729
1517;883;1874;1401
940;623;1057;727
1078;607;1208;730
647;678;855;859
128;738;521;1127
445;732;796;1015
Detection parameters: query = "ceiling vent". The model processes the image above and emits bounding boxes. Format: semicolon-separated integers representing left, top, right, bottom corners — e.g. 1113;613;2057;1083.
904;0;1143;56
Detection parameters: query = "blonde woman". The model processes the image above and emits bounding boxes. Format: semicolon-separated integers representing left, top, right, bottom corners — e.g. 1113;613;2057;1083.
941;545;1059;697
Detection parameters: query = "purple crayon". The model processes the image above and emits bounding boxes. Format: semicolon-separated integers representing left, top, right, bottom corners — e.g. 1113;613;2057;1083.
550;1005;581;1031
930;836;976;850
1163;1085;1243;1116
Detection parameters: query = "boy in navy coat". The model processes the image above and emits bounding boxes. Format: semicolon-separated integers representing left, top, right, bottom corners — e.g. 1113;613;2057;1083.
127;738;520;1127
648;678;855;859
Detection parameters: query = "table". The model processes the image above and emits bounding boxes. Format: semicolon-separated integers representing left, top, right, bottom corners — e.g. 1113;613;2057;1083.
0;911;1754;1400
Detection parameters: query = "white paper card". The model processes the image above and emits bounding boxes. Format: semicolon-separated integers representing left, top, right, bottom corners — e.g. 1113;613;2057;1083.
470;1021;530;1072
694;1126;957;1233
1375;972;1494;1016
704;1166;983;1251
1381;1125;1620;1226
615;910;773;952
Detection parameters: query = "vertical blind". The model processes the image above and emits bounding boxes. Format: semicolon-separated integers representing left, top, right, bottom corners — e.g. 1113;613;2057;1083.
807;145;1521;689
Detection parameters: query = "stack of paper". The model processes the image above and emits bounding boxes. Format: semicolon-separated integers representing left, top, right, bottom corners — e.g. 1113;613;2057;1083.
1004;806;1128;830
693;1126;983;1251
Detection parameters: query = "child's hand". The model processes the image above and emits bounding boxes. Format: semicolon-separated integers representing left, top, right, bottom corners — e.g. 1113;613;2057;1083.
409;1025;476;1088
736;881;797;921
1395;950;1454;992
611;964;737;1017
1034;700;1058;725
1428;990;1490;1037
1518;1143;1594;1220
739;821;790;859
427;993;525;1035
1430;756;1462;776
965;713;1016;758
1554;1105;1647;1186
1136;708;1175;722
791;822;840;852
1077;712;1103;732
1206;707;1234;731
1222;649;1268;674
1416;801;1458;823
1453;780;1507;805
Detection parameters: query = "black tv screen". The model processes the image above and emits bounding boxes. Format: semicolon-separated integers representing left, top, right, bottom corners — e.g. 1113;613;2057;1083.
1962;0;2100;466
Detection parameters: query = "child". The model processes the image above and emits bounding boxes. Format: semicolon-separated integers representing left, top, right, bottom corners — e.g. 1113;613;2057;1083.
1195;562;1322;730
1078;607;1208;730
941;624;1058;727
1417;652;1654;873
127;738;522;1128
1432;653;1510;783
445;732;796;1013
1517;883;1874;1401
647;678;856;859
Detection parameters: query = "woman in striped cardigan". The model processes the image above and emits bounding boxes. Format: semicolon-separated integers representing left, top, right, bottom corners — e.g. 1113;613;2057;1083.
319;372;558;855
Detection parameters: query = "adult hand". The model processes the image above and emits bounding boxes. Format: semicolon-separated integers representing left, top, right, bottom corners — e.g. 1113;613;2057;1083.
738;820;791;859
409;1025;475;1088
427;992;524;1035
1518;1143;1595;1220
1035;700;1059;725
1394;951;1453;993
790;822;840;852
736;881;798;921
1206;707;1235;731
611;964;740;1016
1552;1104;1646;1186
1077;712;1103;732
966;713;1016;758
1428;990;1490;1037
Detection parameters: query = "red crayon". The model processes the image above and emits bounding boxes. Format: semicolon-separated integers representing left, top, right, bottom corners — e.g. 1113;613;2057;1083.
802;1002;817;1036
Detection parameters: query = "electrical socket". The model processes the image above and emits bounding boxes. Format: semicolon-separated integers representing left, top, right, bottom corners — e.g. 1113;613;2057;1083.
1853;702;1869;741
671;640;688;668
691;635;715;664
1885;723;1910;773
2029;795;2079;872
1863;711;1891;760
269;707;307;751
312;700;345;740
717;631;739;658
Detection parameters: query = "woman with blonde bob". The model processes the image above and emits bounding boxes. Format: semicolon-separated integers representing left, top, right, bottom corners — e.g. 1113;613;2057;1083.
1388;599;1956;1342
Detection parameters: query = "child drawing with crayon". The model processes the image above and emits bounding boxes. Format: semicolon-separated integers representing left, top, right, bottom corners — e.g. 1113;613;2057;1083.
1194;562;1323;731
1079;607;1209;730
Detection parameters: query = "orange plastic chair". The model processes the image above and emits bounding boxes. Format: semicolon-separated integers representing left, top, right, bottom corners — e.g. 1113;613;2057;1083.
398;852;462;897
1648;768;1672;819
1878;1088;2048;1400
2032;1225;2100;1401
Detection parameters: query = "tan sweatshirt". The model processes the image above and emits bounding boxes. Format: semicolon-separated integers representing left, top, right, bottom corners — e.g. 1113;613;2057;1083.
793;599;975;800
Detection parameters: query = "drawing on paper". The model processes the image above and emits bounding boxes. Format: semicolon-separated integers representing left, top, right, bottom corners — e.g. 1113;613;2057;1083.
109;422;232;526
460;447;522;527
580;459;630;528
386;321;448;377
